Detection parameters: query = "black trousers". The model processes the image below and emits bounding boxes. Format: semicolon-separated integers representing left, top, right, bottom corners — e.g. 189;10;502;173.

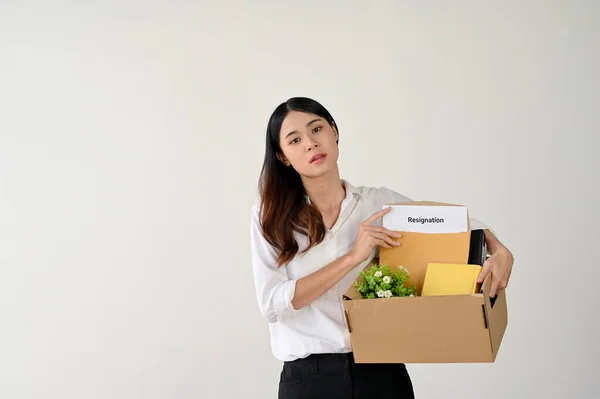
278;352;415;399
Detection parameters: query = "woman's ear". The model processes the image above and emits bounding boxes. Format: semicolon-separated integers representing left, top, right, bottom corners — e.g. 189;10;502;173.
332;122;339;144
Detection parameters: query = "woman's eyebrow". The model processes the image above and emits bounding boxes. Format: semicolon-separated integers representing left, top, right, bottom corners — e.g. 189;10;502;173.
284;119;322;139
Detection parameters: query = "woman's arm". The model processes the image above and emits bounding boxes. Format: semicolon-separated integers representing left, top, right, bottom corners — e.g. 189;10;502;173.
250;205;300;323
377;186;515;297
250;205;398;323
290;253;357;310
251;205;354;323
292;207;400;309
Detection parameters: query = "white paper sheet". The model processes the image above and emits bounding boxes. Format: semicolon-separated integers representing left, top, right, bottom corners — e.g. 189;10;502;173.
382;205;468;233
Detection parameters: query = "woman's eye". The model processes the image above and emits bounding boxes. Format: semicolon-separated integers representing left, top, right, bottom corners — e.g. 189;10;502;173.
312;126;322;133
291;137;300;144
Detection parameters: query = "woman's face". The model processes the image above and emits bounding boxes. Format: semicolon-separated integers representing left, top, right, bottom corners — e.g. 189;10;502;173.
278;111;339;178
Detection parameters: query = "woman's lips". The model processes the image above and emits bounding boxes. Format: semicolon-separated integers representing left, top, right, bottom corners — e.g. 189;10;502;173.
310;154;326;163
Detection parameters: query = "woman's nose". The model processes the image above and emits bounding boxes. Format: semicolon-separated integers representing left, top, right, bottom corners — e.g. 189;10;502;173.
305;137;318;150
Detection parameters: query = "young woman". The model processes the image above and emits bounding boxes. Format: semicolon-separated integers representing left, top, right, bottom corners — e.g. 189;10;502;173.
250;97;514;399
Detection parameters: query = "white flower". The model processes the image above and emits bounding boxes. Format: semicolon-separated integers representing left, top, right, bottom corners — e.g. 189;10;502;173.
382;276;391;284
384;290;393;298
409;294;414;297
398;265;410;275
377;290;385;298
374;271;383;278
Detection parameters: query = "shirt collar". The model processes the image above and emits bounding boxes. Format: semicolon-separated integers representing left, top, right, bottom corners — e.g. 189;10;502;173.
305;179;360;204
342;179;360;198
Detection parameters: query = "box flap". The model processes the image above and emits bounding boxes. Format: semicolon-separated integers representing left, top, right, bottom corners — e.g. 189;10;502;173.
480;273;509;360
343;283;362;300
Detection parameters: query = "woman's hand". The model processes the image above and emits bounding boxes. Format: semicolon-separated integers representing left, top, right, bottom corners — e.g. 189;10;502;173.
477;232;514;298
347;207;401;265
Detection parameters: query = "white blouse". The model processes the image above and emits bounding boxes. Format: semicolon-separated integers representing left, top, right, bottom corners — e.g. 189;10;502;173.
249;180;489;362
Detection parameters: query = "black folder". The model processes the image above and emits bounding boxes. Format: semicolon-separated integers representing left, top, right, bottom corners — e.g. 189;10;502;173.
469;229;498;306
468;229;487;266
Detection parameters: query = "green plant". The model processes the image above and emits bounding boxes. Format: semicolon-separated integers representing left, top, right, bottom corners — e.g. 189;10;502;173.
354;263;419;299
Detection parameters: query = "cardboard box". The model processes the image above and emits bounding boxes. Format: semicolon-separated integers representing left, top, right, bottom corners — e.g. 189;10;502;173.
342;201;508;363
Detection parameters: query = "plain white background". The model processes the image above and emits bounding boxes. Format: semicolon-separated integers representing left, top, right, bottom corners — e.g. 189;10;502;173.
1;1;598;398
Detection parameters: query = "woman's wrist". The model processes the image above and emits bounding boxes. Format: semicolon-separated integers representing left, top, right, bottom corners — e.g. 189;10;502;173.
341;251;360;271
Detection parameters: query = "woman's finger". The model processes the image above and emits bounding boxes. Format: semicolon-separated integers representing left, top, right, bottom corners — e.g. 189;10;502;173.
363;225;402;238
363;207;392;225
373;238;392;249
368;231;401;247
489;274;501;298
477;259;493;284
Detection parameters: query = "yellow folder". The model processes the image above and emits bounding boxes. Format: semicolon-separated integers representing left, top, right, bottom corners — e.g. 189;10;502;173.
421;263;483;296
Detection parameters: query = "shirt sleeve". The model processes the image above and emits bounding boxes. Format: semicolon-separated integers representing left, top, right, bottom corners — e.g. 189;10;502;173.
377;186;413;204
469;217;491;232
250;205;302;324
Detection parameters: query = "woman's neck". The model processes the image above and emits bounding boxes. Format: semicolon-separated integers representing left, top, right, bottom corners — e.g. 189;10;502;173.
302;172;346;212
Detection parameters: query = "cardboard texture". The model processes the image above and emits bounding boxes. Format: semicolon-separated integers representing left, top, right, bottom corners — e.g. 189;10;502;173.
342;201;508;364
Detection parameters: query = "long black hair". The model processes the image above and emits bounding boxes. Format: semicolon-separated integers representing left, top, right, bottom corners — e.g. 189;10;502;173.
258;97;338;267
